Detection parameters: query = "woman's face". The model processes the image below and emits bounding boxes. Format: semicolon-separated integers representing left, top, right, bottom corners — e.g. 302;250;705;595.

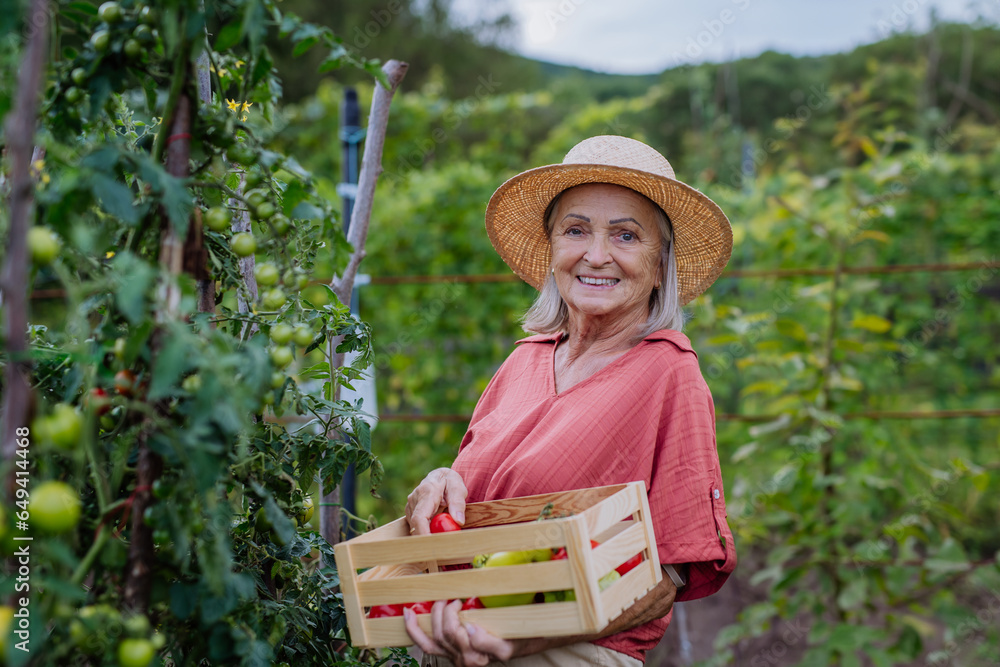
549;183;663;327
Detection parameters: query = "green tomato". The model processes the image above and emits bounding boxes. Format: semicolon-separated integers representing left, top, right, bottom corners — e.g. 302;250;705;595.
269;323;294;345
292;325;314;348
0;606;14;655
478;549;552;608
123;39;142;59
270;372;286;389
254;508;273;533
123;614;150;637
207;208;235;233
254;202;276;220
261;288;287;311
230;232;256;257
29;481;81;534
296;496;314;524
90;30;111;53
113;337;127;359
181;374;202;393
117;637;156;667
204;206;231;232
133;24;154;44
48;403;84;450
71;67;88;85
254;262;279;286
139;6;156;25
246;190;267;208
270;346;294;369
97;1;123;23
270;214;290;236
244;171;264;189
228;146;255;165
65;87;82;103
28;226;61;265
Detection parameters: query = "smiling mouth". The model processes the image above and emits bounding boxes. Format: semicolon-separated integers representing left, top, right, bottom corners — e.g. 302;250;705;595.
578;276;619;286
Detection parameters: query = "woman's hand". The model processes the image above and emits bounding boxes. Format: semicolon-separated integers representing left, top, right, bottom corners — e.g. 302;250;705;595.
404;600;516;666
405;468;468;535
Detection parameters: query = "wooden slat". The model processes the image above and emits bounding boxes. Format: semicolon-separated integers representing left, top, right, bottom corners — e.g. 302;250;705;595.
358;560;574;605
582;482;642;537
463;484;625;528
333;543;369;648
347;516;409;543
599;560;660;623
347;520;567;569
636;482;662;573
360;603;582;648
590;522;647;576
357;562;427;583
592;519;633;545
565;519;602;633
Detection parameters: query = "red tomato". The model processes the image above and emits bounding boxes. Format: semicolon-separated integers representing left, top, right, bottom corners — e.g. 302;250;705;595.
403;601;433;614
367;604;403;618
442;562;472;571
461;597;485;610
551;540;599;560
615;553;643;576
429;513;462;533
88;387;111;415
114;369;136;397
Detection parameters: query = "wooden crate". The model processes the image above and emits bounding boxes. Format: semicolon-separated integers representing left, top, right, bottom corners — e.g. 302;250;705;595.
334;481;662;648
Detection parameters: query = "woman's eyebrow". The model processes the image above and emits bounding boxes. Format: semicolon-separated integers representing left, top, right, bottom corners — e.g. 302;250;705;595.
562;213;591;223
610;217;644;229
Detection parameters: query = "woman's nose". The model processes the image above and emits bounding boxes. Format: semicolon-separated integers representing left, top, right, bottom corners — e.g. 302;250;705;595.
584;234;613;265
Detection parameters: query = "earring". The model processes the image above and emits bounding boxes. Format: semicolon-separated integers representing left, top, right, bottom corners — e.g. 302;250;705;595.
551;268;555;275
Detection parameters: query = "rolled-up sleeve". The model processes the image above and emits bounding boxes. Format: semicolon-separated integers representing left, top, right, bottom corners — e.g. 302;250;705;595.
648;350;737;602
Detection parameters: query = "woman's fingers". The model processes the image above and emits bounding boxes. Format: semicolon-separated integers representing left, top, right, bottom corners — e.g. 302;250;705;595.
438;600;491;667
406;468;468;535
443;472;468;525
465;623;515;662
403;607;446;656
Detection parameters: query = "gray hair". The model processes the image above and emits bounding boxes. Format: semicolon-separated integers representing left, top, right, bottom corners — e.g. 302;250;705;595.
521;186;685;337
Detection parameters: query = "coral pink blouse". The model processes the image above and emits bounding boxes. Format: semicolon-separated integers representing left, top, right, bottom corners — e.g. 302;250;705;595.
451;329;737;662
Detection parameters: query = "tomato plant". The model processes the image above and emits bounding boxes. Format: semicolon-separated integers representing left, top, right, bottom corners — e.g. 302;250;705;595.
0;0;406;664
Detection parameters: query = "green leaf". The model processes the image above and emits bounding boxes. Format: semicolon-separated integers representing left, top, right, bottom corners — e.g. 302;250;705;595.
148;327;192;399
214;21;243;51
170;582;199;620
851;313;892;333
924;537;969;574
89;173;138;225
292;35;318;58
112;253;155;324
836;576;867;610
775;318;808;341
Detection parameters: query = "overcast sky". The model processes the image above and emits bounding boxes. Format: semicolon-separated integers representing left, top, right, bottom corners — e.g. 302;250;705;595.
463;0;997;74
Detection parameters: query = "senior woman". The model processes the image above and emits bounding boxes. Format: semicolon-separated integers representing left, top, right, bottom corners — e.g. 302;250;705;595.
403;136;737;666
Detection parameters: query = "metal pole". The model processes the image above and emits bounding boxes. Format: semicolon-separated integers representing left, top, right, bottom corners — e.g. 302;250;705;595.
339;88;362;537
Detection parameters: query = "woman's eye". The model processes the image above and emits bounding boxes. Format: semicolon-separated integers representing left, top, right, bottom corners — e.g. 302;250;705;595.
620;232;635;241
566;227;583;236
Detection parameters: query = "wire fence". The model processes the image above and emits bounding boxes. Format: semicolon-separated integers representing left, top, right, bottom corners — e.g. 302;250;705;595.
31;259;999;425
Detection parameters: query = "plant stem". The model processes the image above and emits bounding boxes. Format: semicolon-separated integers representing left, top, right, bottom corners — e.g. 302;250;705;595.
71;526;110;586
152;38;192;164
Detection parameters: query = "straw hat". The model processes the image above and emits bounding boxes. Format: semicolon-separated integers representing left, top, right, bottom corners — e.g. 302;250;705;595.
485;136;733;305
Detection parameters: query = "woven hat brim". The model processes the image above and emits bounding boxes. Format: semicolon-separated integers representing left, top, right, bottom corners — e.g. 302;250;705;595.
485;163;733;305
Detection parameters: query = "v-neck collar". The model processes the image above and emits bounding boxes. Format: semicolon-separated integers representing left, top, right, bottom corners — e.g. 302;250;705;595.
515;329;695;397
